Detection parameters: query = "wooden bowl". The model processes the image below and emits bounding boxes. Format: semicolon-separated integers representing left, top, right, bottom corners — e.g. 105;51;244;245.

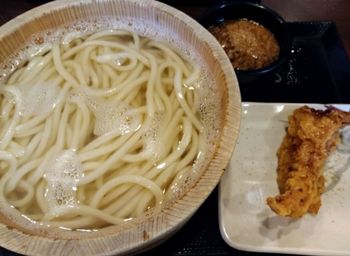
0;0;241;255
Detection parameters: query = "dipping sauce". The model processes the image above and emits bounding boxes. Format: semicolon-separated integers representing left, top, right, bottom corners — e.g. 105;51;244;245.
209;19;280;70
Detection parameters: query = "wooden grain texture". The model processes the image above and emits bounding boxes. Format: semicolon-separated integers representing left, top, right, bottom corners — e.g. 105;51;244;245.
0;0;241;255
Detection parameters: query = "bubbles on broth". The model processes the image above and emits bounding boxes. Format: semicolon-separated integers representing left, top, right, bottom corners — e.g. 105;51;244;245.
142;111;164;163
44;150;83;217
18;80;64;117
86;96;142;136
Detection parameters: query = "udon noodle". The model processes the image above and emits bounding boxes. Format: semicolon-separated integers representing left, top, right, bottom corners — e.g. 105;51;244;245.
0;30;208;229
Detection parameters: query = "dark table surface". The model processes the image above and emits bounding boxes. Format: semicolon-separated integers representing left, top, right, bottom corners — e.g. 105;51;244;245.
0;1;350;256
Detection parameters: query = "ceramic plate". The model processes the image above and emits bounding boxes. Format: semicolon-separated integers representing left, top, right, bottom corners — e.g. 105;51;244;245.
219;102;350;255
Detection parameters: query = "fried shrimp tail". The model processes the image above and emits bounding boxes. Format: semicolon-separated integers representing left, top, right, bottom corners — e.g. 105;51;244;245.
267;106;350;218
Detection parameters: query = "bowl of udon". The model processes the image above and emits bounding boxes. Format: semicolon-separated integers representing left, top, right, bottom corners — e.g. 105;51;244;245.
0;0;241;255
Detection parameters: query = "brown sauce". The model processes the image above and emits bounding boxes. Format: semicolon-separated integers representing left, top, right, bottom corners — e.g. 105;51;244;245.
209;19;280;70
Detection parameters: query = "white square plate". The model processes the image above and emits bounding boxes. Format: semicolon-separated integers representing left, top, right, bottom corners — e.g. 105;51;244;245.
219;102;350;255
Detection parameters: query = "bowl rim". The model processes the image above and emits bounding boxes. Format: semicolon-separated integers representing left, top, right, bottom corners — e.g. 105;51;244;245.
199;0;291;76
0;0;242;255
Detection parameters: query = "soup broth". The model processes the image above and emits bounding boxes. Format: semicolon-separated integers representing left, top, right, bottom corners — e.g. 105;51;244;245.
0;29;217;230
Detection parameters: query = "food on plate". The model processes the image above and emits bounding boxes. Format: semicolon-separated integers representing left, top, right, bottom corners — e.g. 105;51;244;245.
208;19;280;70
0;29;219;230
267;106;350;218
